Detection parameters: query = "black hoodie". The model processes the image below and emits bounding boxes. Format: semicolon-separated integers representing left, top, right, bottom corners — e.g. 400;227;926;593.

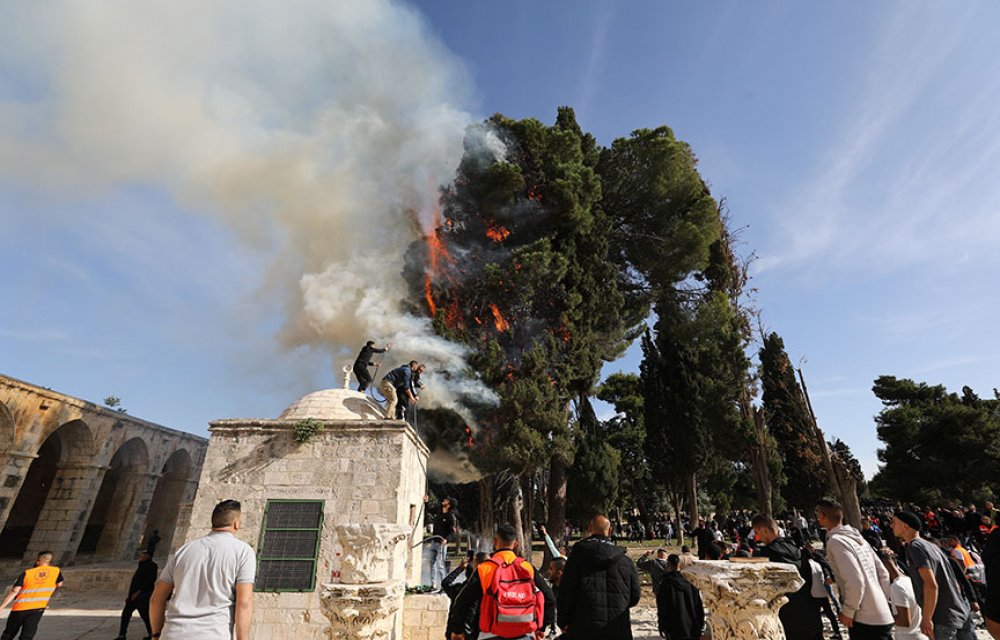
758;537;823;639
557;535;641;639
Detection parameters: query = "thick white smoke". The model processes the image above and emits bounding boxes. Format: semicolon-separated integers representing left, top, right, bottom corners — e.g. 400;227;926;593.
0;1;496;421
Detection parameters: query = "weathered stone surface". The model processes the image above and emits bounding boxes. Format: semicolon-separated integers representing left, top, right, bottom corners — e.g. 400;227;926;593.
279;389;387;422
0;374;207;569
320;581;404;640
185;389;430;639
402;593;449;640
335;524;409;584
682;560;805;640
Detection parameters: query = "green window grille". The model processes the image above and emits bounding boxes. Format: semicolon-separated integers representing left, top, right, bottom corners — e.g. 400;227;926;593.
256;500;324;592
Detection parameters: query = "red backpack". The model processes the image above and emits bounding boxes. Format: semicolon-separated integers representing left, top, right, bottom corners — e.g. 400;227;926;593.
478;555;544;637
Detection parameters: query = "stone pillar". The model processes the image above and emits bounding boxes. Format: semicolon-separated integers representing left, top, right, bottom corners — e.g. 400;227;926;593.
682;560;805;640
0;451;36;526
111;471;161;560
25;462;108;565
320;524;409;640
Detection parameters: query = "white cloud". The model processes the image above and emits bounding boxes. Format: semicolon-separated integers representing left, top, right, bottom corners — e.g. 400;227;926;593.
756;5;1000;277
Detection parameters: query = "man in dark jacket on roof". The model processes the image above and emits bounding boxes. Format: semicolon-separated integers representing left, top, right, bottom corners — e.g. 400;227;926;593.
557;514;641;640
752;513;823;640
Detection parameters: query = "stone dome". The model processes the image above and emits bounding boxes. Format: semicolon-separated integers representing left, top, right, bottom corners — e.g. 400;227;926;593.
279;388;387;421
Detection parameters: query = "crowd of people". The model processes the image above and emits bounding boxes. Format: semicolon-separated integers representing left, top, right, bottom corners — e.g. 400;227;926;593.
431;498;1000;640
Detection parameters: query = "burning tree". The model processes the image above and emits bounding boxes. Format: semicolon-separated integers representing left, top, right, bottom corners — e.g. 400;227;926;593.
409;111;760;544
406;108;637;546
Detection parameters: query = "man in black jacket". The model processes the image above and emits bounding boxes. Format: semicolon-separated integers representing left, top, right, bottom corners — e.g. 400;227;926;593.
656;554;705;640
352;340;389;392
115;551;157;640
752;514;823;640
446;524;554;640
557;515;641;640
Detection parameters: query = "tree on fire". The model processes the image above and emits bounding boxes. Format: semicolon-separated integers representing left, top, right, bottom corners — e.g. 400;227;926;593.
411;108;633;547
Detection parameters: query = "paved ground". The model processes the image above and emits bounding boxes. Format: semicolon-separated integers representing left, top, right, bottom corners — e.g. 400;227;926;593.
0;592;147;640
11;589;993;639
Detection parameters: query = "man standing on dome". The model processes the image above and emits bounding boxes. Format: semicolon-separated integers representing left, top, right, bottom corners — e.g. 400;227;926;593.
353;340;389;392
380;361;419;420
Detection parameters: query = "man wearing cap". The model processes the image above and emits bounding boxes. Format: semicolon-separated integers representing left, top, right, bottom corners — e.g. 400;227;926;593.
892;510;975;640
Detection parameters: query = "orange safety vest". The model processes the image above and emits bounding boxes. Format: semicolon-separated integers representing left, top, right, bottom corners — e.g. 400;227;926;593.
11;566;60;611
953;545;975;569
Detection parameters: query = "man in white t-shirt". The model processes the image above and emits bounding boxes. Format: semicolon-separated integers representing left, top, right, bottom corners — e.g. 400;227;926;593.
880;550;928;639
149;499;256;640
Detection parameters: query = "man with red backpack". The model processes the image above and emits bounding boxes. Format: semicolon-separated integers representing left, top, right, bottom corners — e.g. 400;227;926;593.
447;524;554;640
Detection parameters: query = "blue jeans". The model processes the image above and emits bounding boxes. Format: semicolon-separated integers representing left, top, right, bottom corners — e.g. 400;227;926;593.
935;611;977;640
428;539;447;588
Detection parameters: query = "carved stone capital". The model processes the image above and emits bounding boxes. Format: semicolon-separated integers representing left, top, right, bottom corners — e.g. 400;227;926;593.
682;560;805;640
320;581;403;640
335;523;409;584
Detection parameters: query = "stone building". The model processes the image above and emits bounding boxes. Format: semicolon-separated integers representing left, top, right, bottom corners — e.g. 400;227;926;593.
186;387;430;639
0;374;207;572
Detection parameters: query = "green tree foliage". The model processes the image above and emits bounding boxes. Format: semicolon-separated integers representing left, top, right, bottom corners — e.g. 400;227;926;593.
870;376;1000;503
596;373;651;515
758;333;829;510
566;397;621;521
829;438;867;494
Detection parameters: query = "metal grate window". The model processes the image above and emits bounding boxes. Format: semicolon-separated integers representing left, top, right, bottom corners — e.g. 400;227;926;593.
255;500;323;592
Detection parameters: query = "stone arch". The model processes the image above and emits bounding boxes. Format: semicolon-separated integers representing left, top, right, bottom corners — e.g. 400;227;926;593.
77;437;150;560
0;401;14;453
142;448;192;558
0;419;94;558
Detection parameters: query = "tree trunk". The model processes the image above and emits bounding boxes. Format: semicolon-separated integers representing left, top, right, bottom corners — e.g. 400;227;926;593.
520;473;535;560
508;477;525;555
748;406;774;518
476;476;496;552
797;368;839;498
687;473;698;525
671;490;685;545
832;455;863;529
546;455;568;551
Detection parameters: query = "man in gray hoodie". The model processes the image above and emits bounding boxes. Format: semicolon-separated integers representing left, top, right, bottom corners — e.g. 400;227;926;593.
816;498;894;640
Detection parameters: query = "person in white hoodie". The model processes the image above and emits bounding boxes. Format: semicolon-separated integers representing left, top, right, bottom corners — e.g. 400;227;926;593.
816;498;895;640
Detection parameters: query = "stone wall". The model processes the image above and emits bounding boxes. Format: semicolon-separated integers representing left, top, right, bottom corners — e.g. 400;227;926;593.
186;407;428;640
402;593;449;640
0;374;207;571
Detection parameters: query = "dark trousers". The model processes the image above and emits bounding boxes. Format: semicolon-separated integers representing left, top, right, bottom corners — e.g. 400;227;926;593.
353;363;373;392
817;597;842;638
118;595;152;637
847;621;893;640
1;609;44;640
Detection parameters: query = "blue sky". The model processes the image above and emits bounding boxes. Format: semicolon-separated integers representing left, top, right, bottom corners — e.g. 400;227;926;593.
2;1;999;478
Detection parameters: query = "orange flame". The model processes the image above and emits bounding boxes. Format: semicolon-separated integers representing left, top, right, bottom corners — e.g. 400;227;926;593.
464;426;473;448
489;304;510;332
485;225;510;243
423;198;454;316
424;276;437;316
